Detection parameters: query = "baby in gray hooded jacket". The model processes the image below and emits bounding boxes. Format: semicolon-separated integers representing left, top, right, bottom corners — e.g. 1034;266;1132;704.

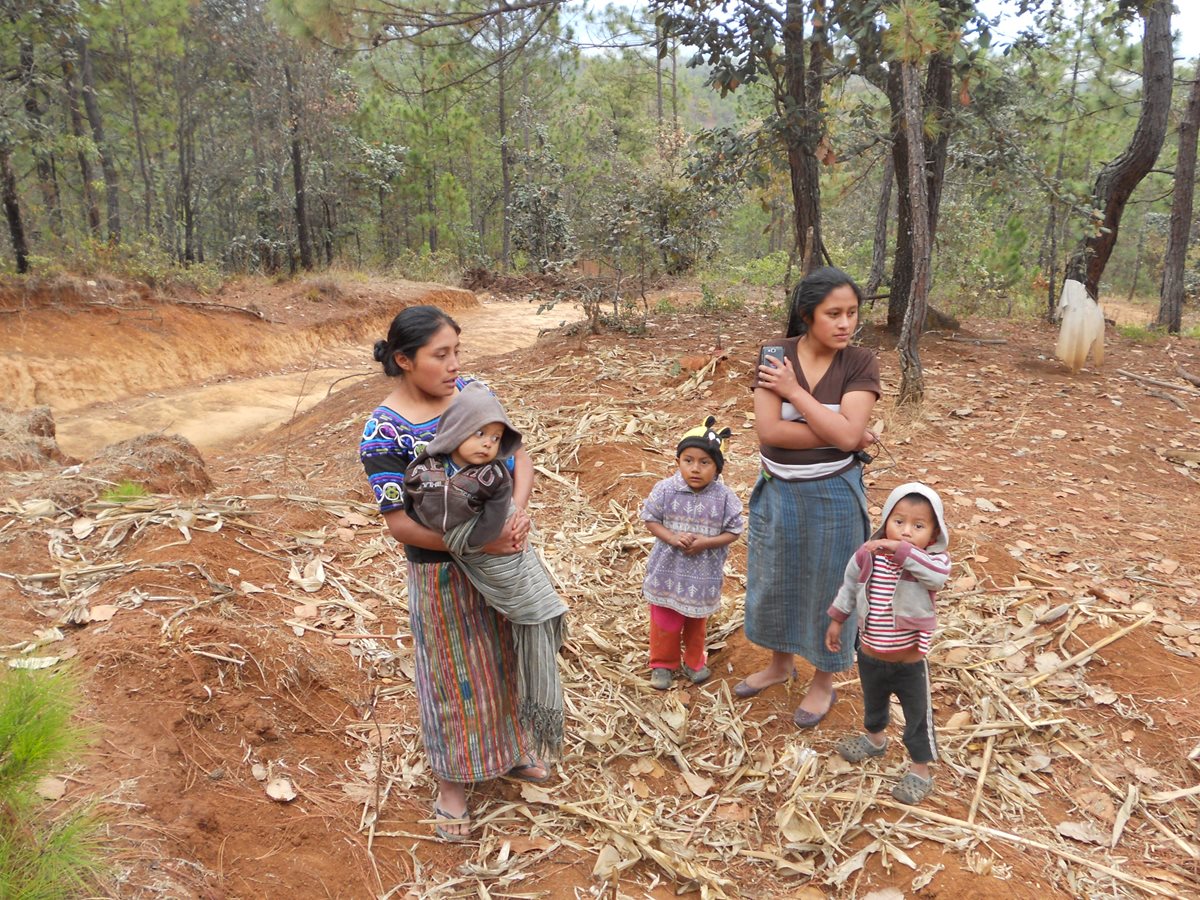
404;380;522;551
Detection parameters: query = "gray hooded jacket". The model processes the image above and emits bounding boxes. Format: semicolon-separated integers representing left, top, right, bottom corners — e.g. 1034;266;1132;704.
828;482;951;633
405;381;523;551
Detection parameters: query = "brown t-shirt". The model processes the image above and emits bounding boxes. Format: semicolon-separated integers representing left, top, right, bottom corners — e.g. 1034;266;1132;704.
754;338;881;472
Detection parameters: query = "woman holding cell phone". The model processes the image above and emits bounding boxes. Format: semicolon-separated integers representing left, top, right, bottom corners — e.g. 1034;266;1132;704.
736;266;880;730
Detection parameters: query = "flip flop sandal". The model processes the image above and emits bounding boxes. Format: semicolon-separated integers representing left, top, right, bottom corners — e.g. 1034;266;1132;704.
891;772;934;804
835;734;889;763
507;759;551;783
792;689;838;729
432;805;471;842
732;668;799;698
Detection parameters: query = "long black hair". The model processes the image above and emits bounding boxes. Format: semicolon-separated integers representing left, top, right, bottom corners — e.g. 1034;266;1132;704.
785;266;864;338
372;305;460;377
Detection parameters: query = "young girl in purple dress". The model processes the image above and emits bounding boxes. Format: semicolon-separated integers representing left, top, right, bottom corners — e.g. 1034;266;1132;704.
640;418;744;690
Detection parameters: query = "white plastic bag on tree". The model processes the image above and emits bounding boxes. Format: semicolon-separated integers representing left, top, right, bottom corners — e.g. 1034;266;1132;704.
1055;279;1105;372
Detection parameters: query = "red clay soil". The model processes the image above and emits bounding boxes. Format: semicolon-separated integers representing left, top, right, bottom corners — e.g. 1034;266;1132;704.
1;275;1199;899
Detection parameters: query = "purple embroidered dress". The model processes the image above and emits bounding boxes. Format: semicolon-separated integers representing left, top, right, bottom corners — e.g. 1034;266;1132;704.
641;473;744;618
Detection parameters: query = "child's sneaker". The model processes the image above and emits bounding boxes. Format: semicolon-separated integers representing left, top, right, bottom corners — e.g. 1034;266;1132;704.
891;772;934;804
682;663;711;684
649;668;673;690
835;734;888;763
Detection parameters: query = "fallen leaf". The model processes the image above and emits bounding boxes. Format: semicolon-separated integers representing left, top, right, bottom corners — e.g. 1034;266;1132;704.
506;835;553;854
1024;753;1052;772
1130;531;1160;543
1088;686;1118;705
911;864;945;891
951;573;978;591
682;771;715;796
519;783;553;803
35;777;66;800
239;581;265;595
942;646;971;664
265;777;297;802
288;558;326;592
975;497;1000;513
777;805;822;843
89;605;118;622
8;657;59;670
826;756;854;776
293;604;319;619
251;763;268;781
1058;820;1106;844
713;801;750;823
1075;788;1116;824
1033;652;1061;674
945;710;972;729
592;844;626;880
71;517;95;539
340;782;376;805
1122;760;1161;783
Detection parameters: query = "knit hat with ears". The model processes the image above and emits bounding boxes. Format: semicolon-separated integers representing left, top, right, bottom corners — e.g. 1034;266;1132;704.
676;416;732;474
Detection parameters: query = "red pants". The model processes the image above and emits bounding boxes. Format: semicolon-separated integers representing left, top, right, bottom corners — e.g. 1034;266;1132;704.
649;604;708;671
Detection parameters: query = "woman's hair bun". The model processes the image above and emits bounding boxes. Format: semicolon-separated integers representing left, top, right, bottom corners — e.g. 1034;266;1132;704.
373;339;388;363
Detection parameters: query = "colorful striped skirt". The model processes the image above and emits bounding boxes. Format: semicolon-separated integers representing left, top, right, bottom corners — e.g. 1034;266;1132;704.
743;467;868;672
408;560;529;782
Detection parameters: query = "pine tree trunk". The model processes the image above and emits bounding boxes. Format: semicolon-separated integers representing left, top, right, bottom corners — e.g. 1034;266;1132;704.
77;36;121;244
1;141;30;274
1064;0;1172;298
655;19;664;126
886;53;952;334
782;0;825;273
896;60;930;408
284;64;313;271
498;14;511;270
1158;66;1200;333
21;40;63;239
866;152;893;296
117;0;155;233
62;52;101;238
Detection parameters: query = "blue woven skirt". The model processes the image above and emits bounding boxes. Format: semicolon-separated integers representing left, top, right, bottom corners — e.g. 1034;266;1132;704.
743;466;868;672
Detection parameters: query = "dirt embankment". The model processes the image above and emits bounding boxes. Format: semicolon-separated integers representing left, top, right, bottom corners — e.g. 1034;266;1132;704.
1;274;584;459
2;277;1200;898
0;276;478;412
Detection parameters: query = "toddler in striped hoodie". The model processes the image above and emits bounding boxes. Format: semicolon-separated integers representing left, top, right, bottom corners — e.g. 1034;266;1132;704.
825;482;950;805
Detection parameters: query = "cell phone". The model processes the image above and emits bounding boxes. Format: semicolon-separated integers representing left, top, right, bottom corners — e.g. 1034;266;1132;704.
758;345;786;369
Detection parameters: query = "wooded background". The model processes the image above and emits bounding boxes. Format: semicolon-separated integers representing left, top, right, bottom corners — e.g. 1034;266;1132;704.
0;0;1195;330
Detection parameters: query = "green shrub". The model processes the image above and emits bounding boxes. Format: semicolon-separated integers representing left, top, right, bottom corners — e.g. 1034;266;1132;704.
0;668;101;897
699;282;744;313
99;481;148;504
1116;323;1158;343
386;248;462;284
741;251;792;288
